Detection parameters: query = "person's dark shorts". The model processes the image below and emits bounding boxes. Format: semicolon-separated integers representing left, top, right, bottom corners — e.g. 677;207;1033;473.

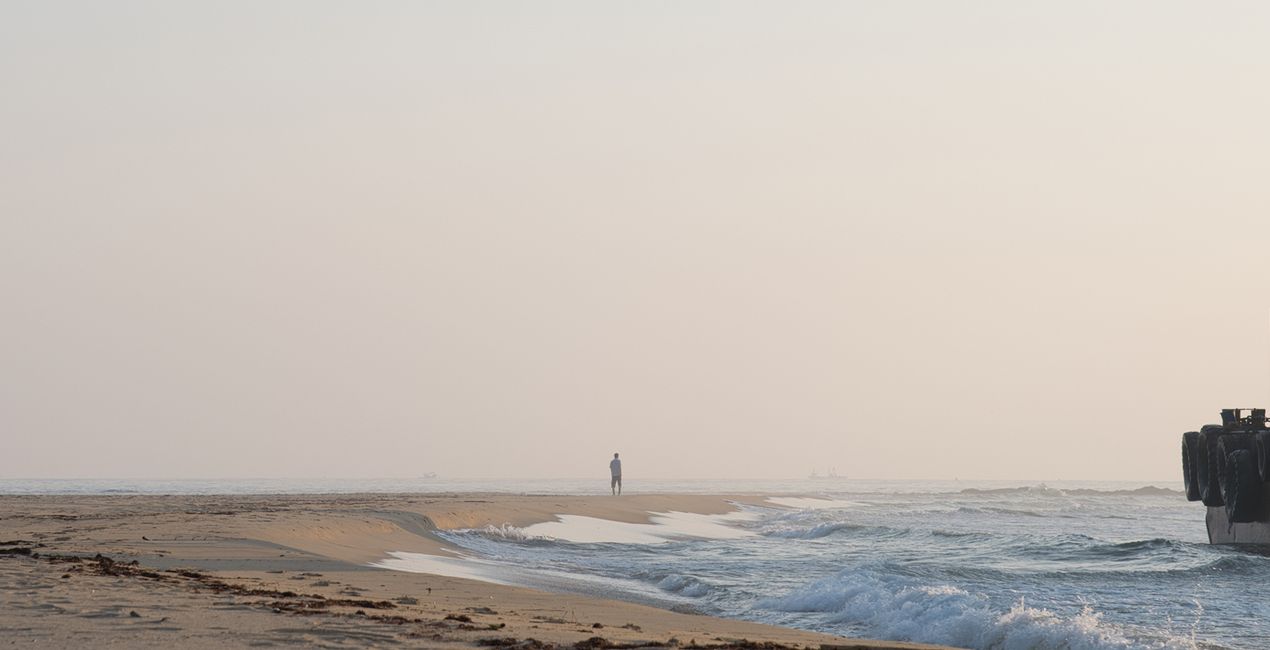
611;475;622;488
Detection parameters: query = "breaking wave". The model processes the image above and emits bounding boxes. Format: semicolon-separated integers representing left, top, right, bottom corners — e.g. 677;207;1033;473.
759;568;1199;650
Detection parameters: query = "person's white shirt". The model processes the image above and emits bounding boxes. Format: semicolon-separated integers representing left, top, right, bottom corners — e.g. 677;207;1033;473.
610;458;622;477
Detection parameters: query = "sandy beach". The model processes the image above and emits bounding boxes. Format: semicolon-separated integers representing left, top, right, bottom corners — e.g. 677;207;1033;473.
0;493;950;649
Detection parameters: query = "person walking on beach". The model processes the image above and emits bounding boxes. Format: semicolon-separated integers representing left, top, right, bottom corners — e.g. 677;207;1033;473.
610;453;622;496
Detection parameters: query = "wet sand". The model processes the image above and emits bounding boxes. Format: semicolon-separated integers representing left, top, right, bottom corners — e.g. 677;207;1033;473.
0;493;950;649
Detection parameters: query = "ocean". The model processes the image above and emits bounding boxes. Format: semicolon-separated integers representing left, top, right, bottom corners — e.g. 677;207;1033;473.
3;478;1256;649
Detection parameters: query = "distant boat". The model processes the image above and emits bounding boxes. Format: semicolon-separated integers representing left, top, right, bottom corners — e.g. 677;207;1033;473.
808;467;842;480
419;472;438;479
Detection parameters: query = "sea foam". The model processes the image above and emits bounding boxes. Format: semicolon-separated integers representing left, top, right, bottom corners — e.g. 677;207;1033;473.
513;510;757;545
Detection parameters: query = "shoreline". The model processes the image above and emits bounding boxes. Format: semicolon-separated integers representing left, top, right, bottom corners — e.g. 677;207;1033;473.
0;493;950;649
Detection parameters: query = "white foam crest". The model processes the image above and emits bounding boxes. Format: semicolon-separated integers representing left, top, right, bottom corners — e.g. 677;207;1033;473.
475;523;541;542
760;571;1197;650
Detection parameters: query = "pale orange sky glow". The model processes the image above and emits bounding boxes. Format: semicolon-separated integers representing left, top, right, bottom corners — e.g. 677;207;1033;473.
3;2;1270;481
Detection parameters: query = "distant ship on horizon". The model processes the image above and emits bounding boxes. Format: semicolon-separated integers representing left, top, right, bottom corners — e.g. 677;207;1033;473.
808;467;842;480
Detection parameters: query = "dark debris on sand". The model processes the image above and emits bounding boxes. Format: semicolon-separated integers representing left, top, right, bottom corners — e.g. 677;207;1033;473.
477;636;811;650
3;541;831;650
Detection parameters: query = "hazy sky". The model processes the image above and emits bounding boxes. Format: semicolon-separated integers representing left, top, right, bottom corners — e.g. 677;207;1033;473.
4;2;1270;481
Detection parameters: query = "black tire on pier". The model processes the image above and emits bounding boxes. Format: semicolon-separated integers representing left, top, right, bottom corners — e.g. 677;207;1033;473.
1223;449;1263;523
1182;431;1202;501
1197;426;1226;507
1256;431;1270;483
1216;433;1256;496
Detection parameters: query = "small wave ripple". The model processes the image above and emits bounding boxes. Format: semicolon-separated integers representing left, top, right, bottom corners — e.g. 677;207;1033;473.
959;485;1182;498
656;573;711;597
763;522;860;539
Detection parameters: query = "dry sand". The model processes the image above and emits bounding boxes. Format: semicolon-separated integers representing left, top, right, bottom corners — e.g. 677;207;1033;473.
0;493;951;649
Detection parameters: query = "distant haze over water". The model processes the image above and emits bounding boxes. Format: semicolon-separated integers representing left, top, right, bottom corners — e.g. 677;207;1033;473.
0;478;1179;496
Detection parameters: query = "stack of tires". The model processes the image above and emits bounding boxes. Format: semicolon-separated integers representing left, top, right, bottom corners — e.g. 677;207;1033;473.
1182;426;1270;523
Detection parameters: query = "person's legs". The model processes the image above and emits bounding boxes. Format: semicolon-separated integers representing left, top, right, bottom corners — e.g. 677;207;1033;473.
611;476;618;495
616;476;621;495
